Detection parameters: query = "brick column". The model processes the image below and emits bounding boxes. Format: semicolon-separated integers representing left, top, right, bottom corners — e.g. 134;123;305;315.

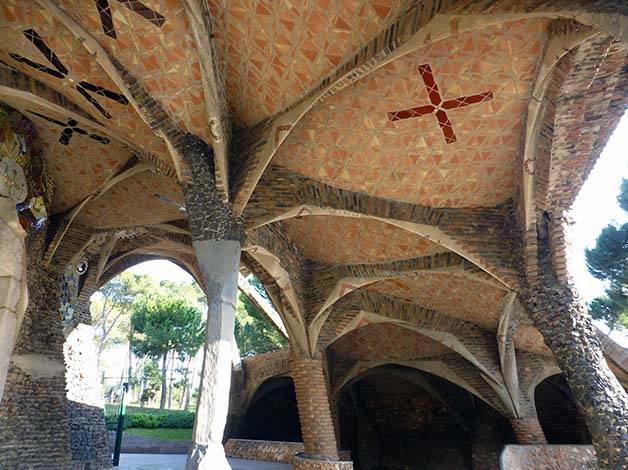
509;415;547;445
291;356;339;460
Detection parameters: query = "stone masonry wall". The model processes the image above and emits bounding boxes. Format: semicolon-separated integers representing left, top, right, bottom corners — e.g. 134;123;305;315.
225;438;305;463
500;445;597;470
0;234;73;468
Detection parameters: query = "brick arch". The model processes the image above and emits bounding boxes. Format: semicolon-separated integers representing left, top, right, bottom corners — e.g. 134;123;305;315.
98;252;202;291
325;314;501;392
332;361;509;418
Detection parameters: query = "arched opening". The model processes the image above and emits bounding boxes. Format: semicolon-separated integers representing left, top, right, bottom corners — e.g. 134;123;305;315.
239;377;302;442
337;365;514;470
535;374;592;444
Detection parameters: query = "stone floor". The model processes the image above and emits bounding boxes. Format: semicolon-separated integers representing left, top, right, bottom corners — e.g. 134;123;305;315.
116;453;293;469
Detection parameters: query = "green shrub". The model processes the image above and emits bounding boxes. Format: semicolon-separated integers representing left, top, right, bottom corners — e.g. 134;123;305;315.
104;405;195;430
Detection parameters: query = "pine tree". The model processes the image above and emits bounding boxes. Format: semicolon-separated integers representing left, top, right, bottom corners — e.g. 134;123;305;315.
585;178;628;331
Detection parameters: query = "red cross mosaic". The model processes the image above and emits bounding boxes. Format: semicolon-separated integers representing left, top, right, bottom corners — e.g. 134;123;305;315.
388;64;493;144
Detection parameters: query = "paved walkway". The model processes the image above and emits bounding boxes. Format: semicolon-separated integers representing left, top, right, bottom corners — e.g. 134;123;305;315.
116;453;292;469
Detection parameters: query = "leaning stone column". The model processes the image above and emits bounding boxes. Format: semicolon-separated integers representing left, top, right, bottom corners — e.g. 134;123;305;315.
520;214;628;468
0;196;27;401
0;229;73;468
291;356;352;469
181;136;245;470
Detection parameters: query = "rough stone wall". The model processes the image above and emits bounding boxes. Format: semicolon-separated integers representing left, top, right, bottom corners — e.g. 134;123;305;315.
225;439;305;463
500;445;597;470
0;234;74;468
293;454;353;470
65;323;112;468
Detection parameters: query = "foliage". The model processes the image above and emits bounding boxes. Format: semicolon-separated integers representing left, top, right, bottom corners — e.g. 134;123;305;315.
234;276;288;357
92;272;156;360
104;405;195;431
131;294;205;360
586;178;628;330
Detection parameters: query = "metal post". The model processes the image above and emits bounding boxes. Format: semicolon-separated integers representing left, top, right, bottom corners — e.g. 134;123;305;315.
112;382;128;466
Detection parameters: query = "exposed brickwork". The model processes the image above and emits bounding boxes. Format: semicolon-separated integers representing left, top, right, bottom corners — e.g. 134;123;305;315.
510;416;548;445
291;356;340;460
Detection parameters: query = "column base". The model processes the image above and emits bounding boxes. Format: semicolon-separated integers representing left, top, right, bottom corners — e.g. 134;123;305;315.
186;442;230;470
294;453;353;469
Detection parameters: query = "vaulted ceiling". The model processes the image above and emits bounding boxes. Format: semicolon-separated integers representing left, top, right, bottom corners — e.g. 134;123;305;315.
1;0;627;414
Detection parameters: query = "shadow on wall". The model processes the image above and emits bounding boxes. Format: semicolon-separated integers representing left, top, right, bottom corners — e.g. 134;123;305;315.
338;366;515;470
535;374;592;445
238;377;302;443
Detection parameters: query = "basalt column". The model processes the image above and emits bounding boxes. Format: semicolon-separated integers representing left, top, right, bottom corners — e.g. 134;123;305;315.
291;356;352;469
180;135;245;470
521;214;628;468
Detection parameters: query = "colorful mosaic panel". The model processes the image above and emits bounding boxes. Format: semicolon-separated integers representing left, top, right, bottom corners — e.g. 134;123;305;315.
0;94;130;213
76;170;184;228
369;272;506;329
56;0;211;143
207;0;406;127
275;19;548;207
0;0;169;160
282;215;445;264
330;322;450;361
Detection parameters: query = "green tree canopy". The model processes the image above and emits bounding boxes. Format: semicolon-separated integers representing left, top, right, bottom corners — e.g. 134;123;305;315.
131;294;205;359
586;178;628;331
235;277;288;357
131;293;205;409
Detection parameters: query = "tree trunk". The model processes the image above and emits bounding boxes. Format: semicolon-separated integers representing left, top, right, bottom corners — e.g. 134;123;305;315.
159;353;168;410
521;215;628;468
167;351;175;409
127;326;134;399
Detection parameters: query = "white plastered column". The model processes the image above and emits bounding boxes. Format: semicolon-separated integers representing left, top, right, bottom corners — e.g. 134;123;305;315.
186;239;241;470
0;197;27;400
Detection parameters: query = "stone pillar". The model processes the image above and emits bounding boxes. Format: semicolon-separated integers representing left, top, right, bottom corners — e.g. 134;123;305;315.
180;135;245;470
291;356;339;459
521;214;628;468
186;239;241;469
0;232;73;468
509;415;547;445
0;197;27;401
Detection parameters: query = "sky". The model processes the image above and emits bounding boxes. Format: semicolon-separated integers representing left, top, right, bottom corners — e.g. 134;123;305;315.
126;112;628;344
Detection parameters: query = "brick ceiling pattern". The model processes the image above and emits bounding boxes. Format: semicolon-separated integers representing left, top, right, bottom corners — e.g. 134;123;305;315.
275;19;548;207
514;324;552;357
369;272;506;329
282;215;446;264
0;94;130;214
0;0;170;160
56;0;211;143
76;170;184;228
207;0;406;127
329;322;451;361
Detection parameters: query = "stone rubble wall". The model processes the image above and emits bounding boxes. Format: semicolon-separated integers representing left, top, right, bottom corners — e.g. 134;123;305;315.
225;439;305;463
500;445;597;470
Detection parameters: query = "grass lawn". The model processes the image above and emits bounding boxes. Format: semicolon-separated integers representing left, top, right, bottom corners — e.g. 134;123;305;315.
124;428;193;441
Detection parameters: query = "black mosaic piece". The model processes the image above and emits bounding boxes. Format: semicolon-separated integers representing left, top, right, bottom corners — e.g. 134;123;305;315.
10;29;129;119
